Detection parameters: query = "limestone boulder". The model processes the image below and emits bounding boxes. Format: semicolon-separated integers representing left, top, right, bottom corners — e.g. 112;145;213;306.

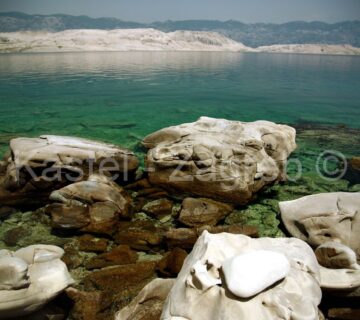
143;117;296;204
279;192;360;254
161;231;322;320
0;244;73;318
0;135;139;207
279;192;360;291
47;174;132;235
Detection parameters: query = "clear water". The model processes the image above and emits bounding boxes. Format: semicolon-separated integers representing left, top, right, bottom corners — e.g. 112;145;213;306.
0;51;359;157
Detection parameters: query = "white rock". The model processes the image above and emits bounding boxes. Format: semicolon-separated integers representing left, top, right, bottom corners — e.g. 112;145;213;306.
222;250;290;298
0;245;73;318
143;117;296;204
161;231;322;320
0;29;251;53
280;192;360;291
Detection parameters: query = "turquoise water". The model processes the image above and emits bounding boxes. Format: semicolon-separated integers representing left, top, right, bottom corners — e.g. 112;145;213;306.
0;51;359;156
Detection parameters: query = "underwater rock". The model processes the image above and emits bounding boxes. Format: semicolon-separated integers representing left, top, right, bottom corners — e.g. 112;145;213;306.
162;231;321;320
157;247;188;277
279;192;360;291
115;278;175;320
179;197;233;227
0;244;73;318
115;220;166;251
142;198;174;219
66;288;103;320
143;117;296;204
165;224;258;249
222;250;290;298
47;174;132;235
85;245;138;270
0;135;139;207
279;192;360;258
84;261;157;314
77;234;109;253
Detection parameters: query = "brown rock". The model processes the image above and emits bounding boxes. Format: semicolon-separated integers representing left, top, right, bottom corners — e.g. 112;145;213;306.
125;178;152;191
142;198;174;219
165;228;198;250
179;197;233;227
328;308;360;320
62;246;84;269
84;261;157;311
66;288;103;320
136;187;168;199
350;157;360;171
165;224;258;249
78;235;109;252
0;206;17;219
115;220;166;251
157;247;188;277
85;245;138;270
48;204;90;229
115;278;175;320
3;226;30;246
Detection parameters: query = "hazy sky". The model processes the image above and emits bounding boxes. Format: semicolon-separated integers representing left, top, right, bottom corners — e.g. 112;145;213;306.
0;0;359;23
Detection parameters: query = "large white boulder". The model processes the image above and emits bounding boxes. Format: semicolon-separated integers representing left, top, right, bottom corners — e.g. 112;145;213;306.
0;135;139;206
279;192;360;291
0;245;73;318
143;117;296;204
161;231;322;320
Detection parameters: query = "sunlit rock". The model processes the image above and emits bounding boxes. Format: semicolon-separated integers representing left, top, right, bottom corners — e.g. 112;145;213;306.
162;231;321;320
0;244;73;318
0;135;139;207
143;117;296;204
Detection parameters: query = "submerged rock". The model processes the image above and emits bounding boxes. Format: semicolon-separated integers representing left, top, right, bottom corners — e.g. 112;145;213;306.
0;135;139;207
179;197;233;227
143;117;296;204
0;244;73;318
162;231;321;320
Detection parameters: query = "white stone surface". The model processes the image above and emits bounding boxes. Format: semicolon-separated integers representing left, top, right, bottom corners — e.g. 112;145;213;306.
143;116;296;204
0;245;73;318
0;29;250;53
222;250;290;298
161;231;322;320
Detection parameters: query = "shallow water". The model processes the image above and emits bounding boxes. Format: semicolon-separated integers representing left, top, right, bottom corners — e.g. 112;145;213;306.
0;51;359;163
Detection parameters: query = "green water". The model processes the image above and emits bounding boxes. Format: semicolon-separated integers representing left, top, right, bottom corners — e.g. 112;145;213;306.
0;51;359;161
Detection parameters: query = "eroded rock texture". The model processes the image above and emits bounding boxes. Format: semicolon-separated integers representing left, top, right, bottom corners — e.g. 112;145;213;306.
143;117;296;204
162;231;322;320
279;192;360;290
46;174;132;235
0;245;73;318
0;135;139;207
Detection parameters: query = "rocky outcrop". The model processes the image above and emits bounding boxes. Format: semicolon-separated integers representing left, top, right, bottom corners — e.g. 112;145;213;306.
0;135;139;207
279;192;360;291
143;117;296;204
0;245;73;318
47;174;132;235
162;231;322;320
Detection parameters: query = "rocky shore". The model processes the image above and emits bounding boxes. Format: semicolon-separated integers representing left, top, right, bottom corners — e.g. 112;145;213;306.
0;29;359;55
0;117;359;319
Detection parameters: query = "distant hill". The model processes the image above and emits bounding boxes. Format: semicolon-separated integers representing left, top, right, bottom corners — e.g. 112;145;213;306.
0;12;359;48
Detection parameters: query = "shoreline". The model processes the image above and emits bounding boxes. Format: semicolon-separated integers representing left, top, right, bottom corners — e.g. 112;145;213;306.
1;29;360;55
